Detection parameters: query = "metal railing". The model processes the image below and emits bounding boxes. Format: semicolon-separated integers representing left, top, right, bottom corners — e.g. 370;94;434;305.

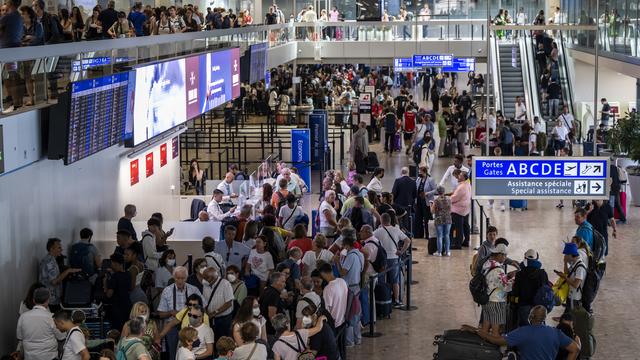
0;19;486;114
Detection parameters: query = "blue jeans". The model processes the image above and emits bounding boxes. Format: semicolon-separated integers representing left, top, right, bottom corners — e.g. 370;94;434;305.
360;283;371;326
166;326;179;360
384;259;400;285
345;288;361;346
437;223;451;254
549;99;560;117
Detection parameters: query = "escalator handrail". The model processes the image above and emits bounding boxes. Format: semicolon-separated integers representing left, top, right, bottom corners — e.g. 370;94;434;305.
557;30;576;115
490;33;503;112
521;32;542;120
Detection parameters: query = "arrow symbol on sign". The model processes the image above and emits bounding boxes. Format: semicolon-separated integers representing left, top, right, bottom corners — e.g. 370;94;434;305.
592;182;602;192
594;165;602;173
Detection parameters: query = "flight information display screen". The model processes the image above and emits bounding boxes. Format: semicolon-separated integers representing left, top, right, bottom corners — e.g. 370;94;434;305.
67;72;133;164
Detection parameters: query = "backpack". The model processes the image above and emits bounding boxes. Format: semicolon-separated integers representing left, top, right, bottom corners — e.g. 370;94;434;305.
412;143;425;165
366;240;387;273
501;127;514;144
580;228;607;306
294;213;309;227
116;339;142;360
469;267;499;305
469;242;490;276
69;242;93;276
536;132;547;152
277;330;316;360
533;282;560;312
276;192;288;213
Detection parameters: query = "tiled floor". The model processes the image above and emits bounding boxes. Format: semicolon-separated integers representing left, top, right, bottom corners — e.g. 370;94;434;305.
344;138;640;360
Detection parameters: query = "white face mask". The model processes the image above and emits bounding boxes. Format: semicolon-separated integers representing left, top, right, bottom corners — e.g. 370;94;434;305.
139;314;148;322
340;249;348;257
167;259;176;266
252;307;261;317
302;316;313;327
296;259;302;266
199;267;206;275
227;274;237;283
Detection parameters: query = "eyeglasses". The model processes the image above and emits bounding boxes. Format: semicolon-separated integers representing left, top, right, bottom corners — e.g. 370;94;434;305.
187;303;199;307
188;313;201;319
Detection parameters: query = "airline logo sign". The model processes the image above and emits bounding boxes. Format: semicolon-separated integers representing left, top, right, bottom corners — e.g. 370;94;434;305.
472;157;609;200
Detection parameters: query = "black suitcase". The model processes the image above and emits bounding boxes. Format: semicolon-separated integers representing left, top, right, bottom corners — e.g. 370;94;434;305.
433;329;502;360
428;237;438;255
374;282;393;319
366;151;380;172
63;275;93;307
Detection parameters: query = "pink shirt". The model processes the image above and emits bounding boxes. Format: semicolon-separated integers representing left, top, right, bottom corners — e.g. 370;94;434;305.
329;10;339;21
323;278;348;327
450;181;472;216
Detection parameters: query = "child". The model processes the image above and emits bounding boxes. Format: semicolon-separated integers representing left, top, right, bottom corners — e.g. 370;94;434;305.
177;327;199;360
346;161;356;186
215;337;236;360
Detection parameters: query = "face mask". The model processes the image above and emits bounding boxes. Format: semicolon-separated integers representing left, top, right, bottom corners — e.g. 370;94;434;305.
302;316;313;327
252;307;261;317
189;316;200;327
167;259;176;266
227;274;237;283
340;249;348;257
139;314;148;322
296;259;302;266
199;267;206;275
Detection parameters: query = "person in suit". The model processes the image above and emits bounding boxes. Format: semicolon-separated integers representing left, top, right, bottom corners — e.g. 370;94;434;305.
414;166;437;239
391;167;418;231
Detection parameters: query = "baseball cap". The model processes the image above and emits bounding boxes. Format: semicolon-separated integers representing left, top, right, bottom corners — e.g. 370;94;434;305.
490;243;508;255
524;249;539;260
562;243;579;256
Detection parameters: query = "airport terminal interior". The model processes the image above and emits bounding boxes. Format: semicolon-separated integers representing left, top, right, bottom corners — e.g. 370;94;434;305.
1;1;640;359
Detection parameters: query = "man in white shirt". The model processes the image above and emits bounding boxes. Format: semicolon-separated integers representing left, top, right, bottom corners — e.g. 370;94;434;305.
558;105;575;141
207;189;237;221
17;288;66;360
53;311;89;360
359;225;380;277
318;262;348;328
439;154;470;191
418;3;430;38
552;119;570;155
278;193;304;231
373;214;411;307
202;267;235;339
533;116;544;134
202;236;226;274
216;172;238;200
187;305;215;359
556;243;586;311
514;96;527;122
275;167;301;197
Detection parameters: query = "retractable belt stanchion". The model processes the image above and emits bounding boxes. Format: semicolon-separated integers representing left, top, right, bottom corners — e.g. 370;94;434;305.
398;253;418;311
362;274;383;338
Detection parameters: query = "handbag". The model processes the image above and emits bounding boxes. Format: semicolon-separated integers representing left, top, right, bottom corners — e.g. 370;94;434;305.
552;277;570;304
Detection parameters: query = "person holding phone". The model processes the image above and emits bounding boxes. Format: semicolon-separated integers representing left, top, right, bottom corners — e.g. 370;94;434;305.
480;244;515;337
555;243;586;311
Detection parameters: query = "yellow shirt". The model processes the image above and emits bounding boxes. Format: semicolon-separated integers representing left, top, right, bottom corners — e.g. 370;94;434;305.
175;307;210;328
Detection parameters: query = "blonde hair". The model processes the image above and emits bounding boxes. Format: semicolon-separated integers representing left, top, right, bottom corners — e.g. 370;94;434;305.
179;327;199;347
129;302;149;319
216;336;236;355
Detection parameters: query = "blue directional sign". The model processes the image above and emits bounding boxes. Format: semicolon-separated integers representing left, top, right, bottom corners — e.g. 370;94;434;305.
443;58;476;72
472;157;609;200
291;129;311;193
394;58;414;71
412;54;453;67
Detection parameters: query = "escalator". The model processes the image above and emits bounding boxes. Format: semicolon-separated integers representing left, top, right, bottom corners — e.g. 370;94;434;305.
497;43;526;118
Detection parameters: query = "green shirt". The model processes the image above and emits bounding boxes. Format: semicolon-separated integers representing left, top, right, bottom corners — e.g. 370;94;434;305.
437;116;447;138
117;337;150;360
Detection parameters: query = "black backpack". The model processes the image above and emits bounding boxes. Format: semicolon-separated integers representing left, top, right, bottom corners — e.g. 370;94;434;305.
366;240;387;273
275;192;288;213
469;267;499;305
581;227;607;306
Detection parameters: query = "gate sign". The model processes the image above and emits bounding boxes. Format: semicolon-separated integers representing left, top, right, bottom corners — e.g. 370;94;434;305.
472;157;609;200
412;54;453;67
394;58;414;71
442;58;476;72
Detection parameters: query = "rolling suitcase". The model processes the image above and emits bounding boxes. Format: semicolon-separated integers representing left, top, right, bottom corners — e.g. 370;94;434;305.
394;132;402;151
614;191;627;220
63;274;93;307
572;307;596;359
374;282;393;319
428;237;438;255
433;329;502;360
366;151;380;172
509;199;528;210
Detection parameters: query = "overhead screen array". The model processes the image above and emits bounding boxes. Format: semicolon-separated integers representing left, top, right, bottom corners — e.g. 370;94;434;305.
63;47;241;164
131;48;240;145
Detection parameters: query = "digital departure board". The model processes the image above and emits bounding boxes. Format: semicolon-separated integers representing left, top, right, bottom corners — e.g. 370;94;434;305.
67;73;133;164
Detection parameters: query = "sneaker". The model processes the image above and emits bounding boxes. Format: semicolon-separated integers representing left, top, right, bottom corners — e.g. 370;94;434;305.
433;252;441;257
500;204;506;212
445;252;451;256
393;302;405;309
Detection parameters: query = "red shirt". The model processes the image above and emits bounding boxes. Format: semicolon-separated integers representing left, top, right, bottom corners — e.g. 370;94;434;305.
288;238;313;253
404;111;416;132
